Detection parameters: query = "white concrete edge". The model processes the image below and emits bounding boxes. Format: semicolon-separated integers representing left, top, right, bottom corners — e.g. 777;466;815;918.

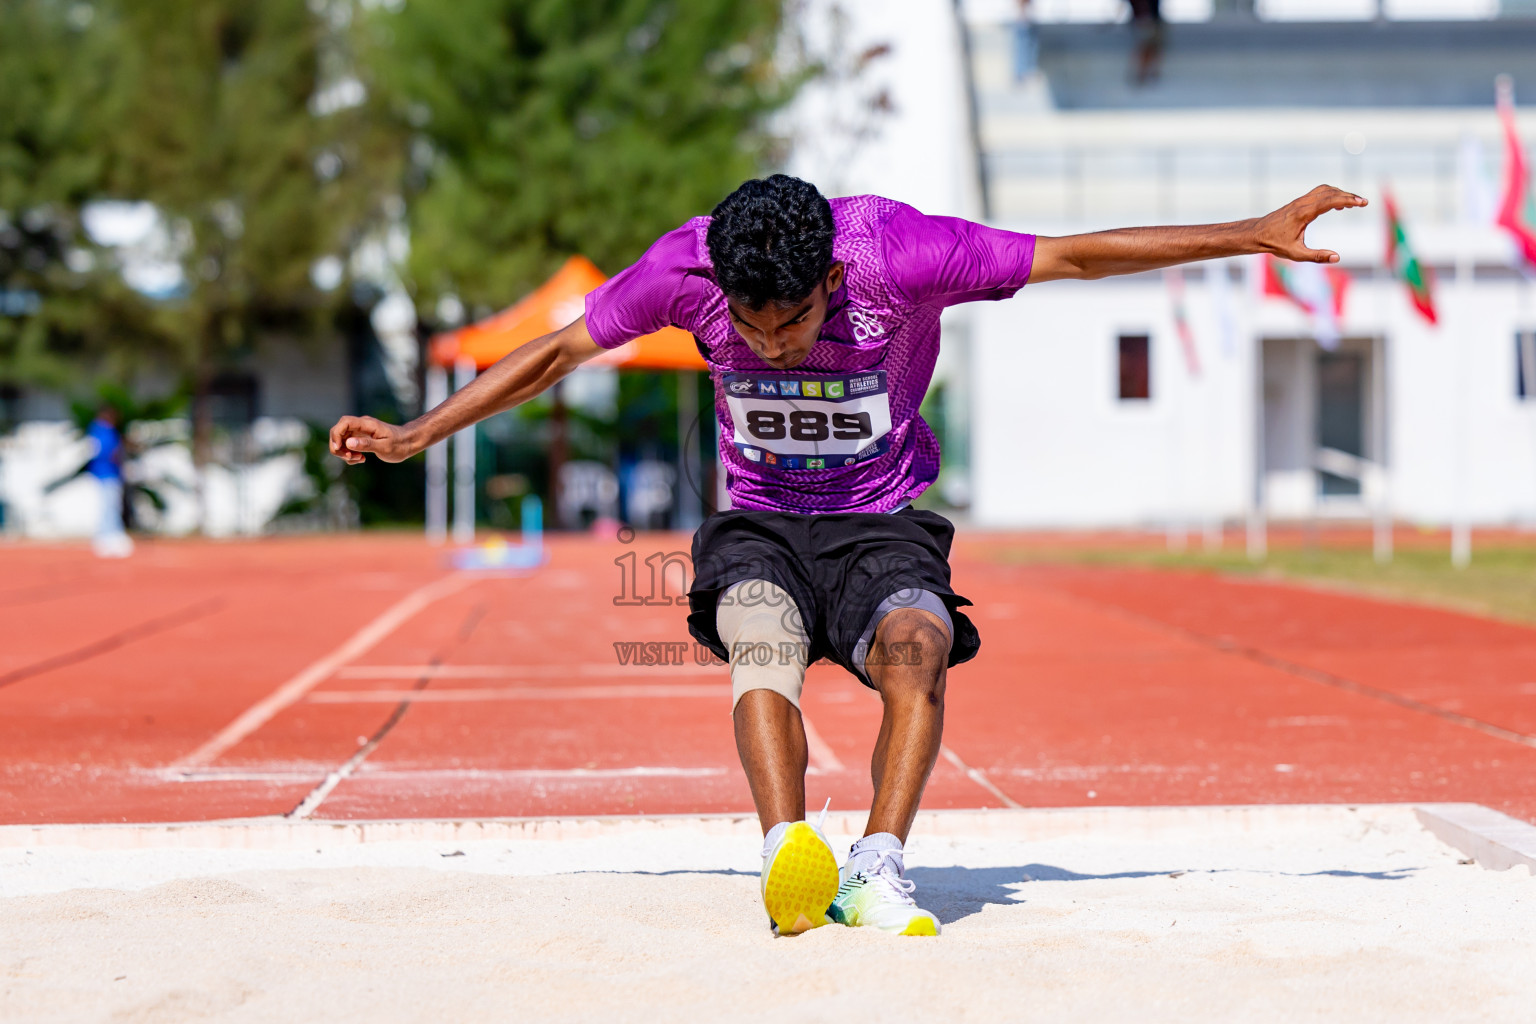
1415;803;1536;876
0;803;1461;852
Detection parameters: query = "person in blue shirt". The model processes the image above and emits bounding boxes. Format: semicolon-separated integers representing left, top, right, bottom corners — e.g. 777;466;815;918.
87;406;133;558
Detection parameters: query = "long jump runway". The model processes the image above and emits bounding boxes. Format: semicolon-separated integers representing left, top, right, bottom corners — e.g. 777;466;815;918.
3;533;1534;825
3;534;1534;1022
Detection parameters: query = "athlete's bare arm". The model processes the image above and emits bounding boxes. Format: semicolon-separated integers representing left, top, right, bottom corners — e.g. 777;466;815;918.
329;316;606;464
1029;184;1367;284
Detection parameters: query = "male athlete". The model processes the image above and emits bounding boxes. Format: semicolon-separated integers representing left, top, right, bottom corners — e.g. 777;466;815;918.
330;175;1364;937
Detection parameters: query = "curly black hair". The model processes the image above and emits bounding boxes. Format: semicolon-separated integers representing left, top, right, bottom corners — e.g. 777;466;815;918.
706;174;835;310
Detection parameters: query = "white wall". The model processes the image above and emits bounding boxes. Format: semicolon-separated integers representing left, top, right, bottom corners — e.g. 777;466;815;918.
969;242;1536;528
781;0;981;219
972;266;1257;527
0;418;316;539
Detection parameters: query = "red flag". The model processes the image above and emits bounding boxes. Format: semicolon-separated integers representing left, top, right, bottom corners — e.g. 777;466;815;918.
1383;189;1438;325
1496;75;1536;271
1263;255;1350;349
1164;269;1201;377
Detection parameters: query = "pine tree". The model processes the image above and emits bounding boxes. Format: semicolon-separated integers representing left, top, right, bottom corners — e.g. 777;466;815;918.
102;0;403;464
0;0;153;389
363;0;798;319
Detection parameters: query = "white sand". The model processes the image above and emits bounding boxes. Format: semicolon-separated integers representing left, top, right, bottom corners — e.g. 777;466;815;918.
2;806;1532;1023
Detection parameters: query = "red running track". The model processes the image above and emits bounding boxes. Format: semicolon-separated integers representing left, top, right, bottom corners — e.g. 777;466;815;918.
2;533;1533;826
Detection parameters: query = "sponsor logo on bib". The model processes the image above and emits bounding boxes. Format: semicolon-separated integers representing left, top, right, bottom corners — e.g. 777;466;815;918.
722;370;892;472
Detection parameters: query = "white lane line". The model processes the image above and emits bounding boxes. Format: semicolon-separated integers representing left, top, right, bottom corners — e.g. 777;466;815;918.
940;744;1023;809
801;712;846;773
308;684;729;703
359;767;728;781
336;663;724;679
175;572;479;768
168;766;726;782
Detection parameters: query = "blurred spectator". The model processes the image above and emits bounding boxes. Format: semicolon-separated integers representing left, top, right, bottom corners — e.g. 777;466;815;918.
623;459;676;530
86;406;133;558
1129;0;1165;87
557;461;620;530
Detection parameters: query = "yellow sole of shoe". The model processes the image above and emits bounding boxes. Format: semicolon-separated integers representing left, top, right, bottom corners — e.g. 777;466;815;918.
762;823;839;935
900;917;939;936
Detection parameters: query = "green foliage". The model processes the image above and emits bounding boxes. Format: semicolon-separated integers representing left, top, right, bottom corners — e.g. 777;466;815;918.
104;0;402;387
4;0;799;388
0;0;154;387
2;0;804;532
2;0;403;403
365;0;798;315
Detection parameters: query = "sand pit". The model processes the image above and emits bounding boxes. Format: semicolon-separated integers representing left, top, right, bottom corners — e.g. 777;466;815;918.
2;806;1532;1023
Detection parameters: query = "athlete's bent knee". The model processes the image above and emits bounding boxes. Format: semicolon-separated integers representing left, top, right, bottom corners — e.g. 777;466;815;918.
716;579;809;711
869;608;950;698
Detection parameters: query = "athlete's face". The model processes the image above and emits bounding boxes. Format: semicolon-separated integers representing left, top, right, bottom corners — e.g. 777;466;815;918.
725;262;845;371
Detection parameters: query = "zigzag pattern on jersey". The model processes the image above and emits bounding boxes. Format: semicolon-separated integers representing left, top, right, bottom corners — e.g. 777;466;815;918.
682;196;943;514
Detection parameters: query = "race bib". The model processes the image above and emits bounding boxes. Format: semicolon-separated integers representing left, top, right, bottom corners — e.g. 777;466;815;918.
722;371;891;471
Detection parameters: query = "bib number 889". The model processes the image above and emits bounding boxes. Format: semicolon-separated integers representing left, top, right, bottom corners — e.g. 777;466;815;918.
745;409;872;442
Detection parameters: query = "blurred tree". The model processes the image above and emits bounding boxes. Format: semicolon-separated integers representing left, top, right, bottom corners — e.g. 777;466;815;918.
364;0;800;320
103;0;404;469
0;0;161;389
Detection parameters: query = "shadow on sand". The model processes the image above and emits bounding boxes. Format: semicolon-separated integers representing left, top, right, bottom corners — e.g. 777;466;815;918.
907;863;1425;926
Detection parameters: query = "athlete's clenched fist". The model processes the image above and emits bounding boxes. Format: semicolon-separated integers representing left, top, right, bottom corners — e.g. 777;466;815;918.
328;415;415;464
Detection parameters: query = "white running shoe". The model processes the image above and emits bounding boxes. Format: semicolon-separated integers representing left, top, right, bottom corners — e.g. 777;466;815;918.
760;806;839;936
828;849;941;936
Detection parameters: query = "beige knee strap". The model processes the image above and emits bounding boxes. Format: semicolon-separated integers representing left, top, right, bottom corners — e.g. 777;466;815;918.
716;579;809;711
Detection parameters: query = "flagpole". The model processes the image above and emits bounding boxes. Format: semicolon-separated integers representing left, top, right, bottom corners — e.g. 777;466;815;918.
1451;239;1472;568
1372;330;1392;564
1245;256;1267;563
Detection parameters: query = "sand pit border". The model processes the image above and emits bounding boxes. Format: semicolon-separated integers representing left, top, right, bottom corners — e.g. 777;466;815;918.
0;803;1529;873
1415;803;1536;873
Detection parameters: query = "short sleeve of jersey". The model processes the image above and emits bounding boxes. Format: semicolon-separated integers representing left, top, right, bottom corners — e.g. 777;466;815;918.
880;204;1036;308
583;222;710;349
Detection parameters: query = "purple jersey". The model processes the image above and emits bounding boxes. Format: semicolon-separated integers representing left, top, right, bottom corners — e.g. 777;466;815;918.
584;195;1036;513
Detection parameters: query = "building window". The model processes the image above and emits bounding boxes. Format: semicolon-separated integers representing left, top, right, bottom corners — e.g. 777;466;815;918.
207;372;260;427
1519;331;1536;401
0;384;18;434
1118;334;1151;400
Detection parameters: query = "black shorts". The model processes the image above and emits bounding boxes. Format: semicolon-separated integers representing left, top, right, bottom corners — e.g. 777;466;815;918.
686;506;981;689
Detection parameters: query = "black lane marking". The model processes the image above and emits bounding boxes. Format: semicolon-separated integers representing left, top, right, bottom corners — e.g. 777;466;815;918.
284;602;489;818
0;599;225;691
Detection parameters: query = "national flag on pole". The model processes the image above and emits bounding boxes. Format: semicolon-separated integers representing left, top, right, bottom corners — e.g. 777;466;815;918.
1383;189;1437;325
1496;74;1536;272
1263;254;1350;349
1164;268;1201;377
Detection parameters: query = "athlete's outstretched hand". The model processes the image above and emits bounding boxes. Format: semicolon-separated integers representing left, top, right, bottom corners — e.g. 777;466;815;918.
1255;185;1368;264
329;415;415;465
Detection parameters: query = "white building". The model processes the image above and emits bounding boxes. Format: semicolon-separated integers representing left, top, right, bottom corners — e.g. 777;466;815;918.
955;1;1536;530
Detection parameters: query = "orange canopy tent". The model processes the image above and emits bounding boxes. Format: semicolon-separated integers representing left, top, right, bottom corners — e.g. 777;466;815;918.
425;255;713;537
428;255;707;372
